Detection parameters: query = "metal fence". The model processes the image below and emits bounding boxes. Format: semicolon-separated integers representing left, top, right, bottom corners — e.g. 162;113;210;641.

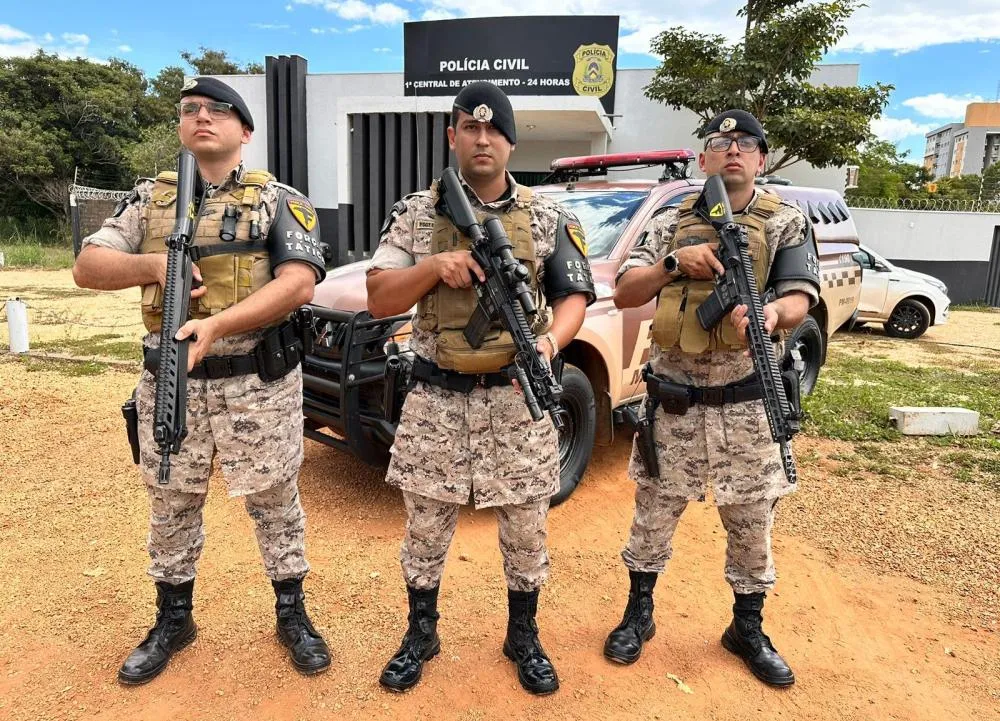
846;196;1000;213
69;184;131;255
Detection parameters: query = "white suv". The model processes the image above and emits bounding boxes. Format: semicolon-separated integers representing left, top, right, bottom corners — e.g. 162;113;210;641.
852;244;950;339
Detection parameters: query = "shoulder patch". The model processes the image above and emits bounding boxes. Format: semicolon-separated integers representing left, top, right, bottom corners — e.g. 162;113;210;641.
112;189;140;218
565;220;588;256
380;200;407;236
286;197;317;232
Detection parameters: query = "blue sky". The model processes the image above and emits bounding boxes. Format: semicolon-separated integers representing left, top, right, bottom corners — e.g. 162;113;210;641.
4;1;1000;161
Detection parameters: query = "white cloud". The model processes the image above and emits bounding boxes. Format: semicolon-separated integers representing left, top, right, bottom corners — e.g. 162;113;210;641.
0;24;31;42
871;117;937;143
346;24;367;32
421;8;454;20
0;24;103;60
117;44;132;53
251;22;292;29
294;0;409;25
902;93;985;120
373;47;392;52
286;3;293;9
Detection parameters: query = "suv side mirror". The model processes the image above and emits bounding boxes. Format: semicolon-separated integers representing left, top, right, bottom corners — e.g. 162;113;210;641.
873;261;889;272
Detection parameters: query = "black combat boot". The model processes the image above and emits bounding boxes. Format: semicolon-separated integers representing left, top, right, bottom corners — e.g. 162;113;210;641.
273;577;332;675
503;589;559;695
603;570;658;664
721;592;795;687
379;585;441;692
118;579;197;685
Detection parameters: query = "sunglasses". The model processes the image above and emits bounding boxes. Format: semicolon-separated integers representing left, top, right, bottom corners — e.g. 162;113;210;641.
705;135;762;153
175;100;234;120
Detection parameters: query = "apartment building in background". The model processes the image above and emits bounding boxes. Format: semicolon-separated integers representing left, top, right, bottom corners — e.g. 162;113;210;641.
924;102;1000;178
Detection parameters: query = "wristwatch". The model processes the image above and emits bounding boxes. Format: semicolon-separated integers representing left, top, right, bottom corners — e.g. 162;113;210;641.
662;251;680;274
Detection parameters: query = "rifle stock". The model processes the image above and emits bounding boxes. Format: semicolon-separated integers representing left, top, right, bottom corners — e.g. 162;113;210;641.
152;149;201;484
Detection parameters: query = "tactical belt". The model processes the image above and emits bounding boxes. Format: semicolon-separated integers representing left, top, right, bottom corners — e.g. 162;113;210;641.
643;363;763;414
410;356;509;393
143;319;304;382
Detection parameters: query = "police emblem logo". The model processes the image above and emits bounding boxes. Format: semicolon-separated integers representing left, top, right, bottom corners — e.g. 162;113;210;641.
720;117;737;132
565;221;588;256
181;79;198;92
473;104;493;122
709;202;725;218
572;44;616;99
287;198;317;232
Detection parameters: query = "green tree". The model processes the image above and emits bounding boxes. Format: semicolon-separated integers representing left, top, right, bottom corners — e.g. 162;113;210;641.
124;122;182;178
0;52;147;220
180;47;264;75
142;48;263;127
979;161;1000;202
645;0;892;175
845;140;931;200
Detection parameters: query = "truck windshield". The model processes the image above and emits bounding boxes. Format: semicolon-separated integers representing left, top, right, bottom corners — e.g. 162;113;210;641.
541;190;648;258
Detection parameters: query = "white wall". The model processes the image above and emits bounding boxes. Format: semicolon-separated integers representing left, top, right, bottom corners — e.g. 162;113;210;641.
509;140;594;172
208;75;270;172
216;62;858;206
851;208;1000;261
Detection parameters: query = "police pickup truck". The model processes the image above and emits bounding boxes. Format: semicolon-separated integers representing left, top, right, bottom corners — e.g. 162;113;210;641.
300;150;862;504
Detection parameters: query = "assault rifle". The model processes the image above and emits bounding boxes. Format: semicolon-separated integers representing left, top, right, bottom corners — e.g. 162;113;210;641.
152;149;202;485
694;174;800;483
438;167;566;429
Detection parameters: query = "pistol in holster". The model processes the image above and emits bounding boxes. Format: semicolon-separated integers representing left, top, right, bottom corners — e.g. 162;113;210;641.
121;389;141;465
383;341;411;425
633;364;661;477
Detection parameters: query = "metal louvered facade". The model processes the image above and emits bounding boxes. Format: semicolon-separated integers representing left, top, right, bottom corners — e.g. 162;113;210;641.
335;112;454;267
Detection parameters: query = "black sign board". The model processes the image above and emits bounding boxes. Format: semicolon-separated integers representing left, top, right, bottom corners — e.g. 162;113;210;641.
404;16;619;115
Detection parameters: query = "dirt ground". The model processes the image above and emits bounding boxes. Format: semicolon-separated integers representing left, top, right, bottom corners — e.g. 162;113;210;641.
1;270;998;721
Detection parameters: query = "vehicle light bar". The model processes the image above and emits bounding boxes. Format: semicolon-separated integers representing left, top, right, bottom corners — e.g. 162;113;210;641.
550;149;695;172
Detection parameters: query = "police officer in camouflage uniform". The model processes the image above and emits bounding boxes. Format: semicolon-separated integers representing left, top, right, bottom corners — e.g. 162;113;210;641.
73;77;331;684
605;110;820;686
366;82;595;695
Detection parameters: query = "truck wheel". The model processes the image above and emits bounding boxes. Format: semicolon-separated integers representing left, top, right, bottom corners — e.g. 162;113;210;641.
550;364;596;507
784;316;824;396
884;299;931;339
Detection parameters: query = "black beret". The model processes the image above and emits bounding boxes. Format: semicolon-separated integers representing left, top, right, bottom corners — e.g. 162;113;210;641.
180;77;254;131
703;109;768;153
453;81;516;145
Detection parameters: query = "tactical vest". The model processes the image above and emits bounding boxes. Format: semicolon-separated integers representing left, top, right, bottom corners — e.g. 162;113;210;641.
138;169;275;332
652;191;782;353
414;183;551;373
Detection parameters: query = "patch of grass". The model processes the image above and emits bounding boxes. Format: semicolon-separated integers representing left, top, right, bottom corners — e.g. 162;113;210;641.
950;302;998;313
19;356;106;376
34;333;142;362
0;216;67;246
0;244;75;269
2;285;97;301
804;355;1000;442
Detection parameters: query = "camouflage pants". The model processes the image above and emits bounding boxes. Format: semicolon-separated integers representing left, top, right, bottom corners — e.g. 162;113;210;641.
622;484;778;594
146;477;309;584
400;491;550;592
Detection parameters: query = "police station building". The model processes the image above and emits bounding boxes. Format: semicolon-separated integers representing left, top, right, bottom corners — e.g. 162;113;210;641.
216;16;859;267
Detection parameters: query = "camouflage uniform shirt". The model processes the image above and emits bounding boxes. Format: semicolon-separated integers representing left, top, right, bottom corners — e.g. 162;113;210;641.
368;173;571;508
82;162;308;497
616;190;818;505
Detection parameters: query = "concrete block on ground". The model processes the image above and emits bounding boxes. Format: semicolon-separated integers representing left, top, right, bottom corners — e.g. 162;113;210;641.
888;407;980;436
